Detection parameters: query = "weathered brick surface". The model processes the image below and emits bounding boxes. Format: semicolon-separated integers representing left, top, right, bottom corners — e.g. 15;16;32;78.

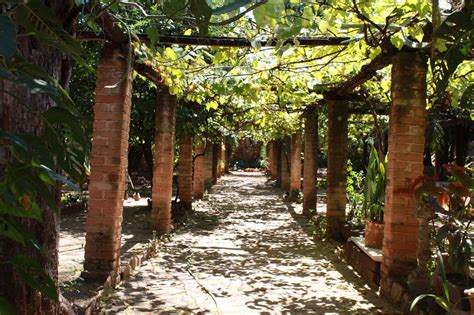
212;143;219;184
326;99;349;240
219;141;225;177
151;88;176;234
345;241;381;289
303;108;318;215
267;141;277;179
178;135;193;211
224;138;232;173
193;141;205;198
83;44;132;282
281;138;291;193
290;131;302;195
276;141;283;187
204;144;213;189
381;52;427;294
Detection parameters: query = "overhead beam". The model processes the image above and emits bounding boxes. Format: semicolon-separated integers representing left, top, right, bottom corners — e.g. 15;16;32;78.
78;31;351;47
325;39;400;97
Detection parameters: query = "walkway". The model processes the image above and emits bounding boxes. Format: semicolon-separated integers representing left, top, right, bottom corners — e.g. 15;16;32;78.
103;172;396;314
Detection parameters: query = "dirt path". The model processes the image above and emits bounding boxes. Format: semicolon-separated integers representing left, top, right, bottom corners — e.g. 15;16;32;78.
103;172;396;314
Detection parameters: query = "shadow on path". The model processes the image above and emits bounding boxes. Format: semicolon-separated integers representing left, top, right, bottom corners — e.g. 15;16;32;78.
103;172;397;314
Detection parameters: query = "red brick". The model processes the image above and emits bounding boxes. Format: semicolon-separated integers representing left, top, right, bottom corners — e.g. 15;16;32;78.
290;131;302;195
151;88;176;233
83;43;132;282
382;52;427;284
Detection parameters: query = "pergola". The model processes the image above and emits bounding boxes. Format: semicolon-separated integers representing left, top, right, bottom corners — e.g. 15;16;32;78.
81;10;428;312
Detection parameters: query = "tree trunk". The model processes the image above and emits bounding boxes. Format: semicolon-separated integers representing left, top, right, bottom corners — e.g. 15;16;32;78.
0;3;77;313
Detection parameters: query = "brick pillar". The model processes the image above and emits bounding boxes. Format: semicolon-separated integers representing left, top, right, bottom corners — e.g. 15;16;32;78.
151;88;176;234
266;142;272;177
303;107;319;216
83;44;132;282
204;144;213;189
267;141;275;179
193;141;205;199
178;135;193;211
290;131;302;198
212;143;219;184
276;141;282;187
326;99;349;241
219;142;225;177
381;52;427;296
281;138;291;193
224;138;231;173
271;141;278;179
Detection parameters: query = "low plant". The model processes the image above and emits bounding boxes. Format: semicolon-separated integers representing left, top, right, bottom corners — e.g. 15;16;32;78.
410;251;461;312
362;145;387;223
347;161;365;225
416;163;473;276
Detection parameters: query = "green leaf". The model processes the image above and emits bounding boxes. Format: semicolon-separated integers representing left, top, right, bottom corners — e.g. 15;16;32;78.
163;0;187;19
0;15;16;58
212;0;252;15
410;294;449;311
253;0;282;27
164;47;177;61
460;84;473;109
10;255;58;301
15;3;88;69
0;217;25;244
190;0;212;36
0;297;17;315
146;26;160;46
0;195;41;220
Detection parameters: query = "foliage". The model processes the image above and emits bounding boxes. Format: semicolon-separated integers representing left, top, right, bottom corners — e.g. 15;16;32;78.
0;0;89;309
410;251;459;312
416;164;473;275
430;3;473;99
362;145;387;223
346;161;365;225
0;0;471;309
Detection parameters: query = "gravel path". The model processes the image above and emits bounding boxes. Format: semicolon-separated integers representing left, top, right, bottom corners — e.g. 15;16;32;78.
103;172;396;314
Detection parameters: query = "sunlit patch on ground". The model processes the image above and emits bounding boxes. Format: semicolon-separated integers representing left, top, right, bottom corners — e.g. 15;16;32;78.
102;172;396;314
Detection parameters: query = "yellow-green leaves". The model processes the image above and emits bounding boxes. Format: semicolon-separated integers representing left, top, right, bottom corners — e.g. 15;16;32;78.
319;20;330;33
164;47;177;61
206;100;219;111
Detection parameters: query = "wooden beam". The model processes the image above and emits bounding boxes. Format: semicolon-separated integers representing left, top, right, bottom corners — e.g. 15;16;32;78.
78;31;350;47
325;39;399;97
134;62;166;87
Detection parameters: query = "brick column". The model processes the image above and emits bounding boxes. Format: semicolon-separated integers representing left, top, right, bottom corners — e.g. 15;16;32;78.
266;142;271;176
204;144;213;189
271;141;278;179
178;135;193;212
193;141;205;199
290;131;302;198
276;141;282;187
381;52;427;297
267;141;275;179
83;44;132;282
224;138;231;173
326;99;349;241
212;143;219;184
303;107;319;216
281;138;291;193
219;142;225;177
151;88;176;234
